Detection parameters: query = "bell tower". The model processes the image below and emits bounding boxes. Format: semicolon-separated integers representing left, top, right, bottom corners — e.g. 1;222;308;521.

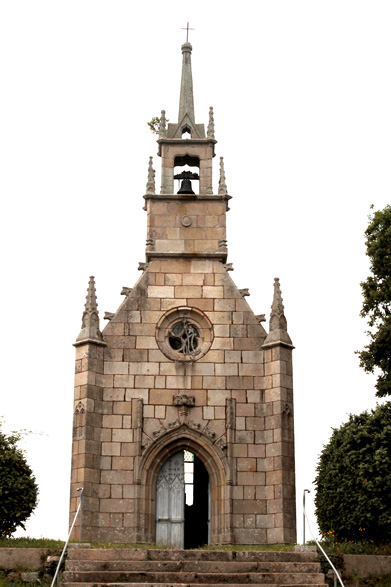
145;41;228;262
70;39;296;547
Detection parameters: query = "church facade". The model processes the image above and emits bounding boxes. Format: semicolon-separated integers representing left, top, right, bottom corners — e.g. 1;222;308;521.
70;42;296;546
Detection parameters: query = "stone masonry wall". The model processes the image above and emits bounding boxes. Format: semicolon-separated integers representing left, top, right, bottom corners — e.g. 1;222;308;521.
70;258;296;544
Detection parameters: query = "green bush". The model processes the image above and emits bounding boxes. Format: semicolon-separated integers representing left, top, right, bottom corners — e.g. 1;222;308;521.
0;428;39;537
314;402;391;543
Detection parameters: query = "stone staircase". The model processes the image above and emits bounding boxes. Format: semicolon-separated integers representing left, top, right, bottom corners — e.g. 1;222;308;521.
61;547;327;586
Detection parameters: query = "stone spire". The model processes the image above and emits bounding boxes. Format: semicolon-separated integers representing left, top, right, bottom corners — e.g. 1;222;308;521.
207;106;215;139
218;157;228;195
75;276;105;345
263;278;293;348
178;42;195;125
146;156;155;194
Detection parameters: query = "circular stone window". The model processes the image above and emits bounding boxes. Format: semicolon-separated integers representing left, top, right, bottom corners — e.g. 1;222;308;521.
156;307;214;362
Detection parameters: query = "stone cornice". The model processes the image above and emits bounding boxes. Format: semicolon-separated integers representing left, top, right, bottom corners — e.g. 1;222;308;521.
146;252;228;262
73;338;107;348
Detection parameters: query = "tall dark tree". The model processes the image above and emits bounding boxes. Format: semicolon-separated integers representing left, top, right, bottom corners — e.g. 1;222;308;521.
314;402;391;543
0;427;39;537
358;204;391;397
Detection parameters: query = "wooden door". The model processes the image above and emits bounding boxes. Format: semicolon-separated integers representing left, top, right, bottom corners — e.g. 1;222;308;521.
155;451;185;547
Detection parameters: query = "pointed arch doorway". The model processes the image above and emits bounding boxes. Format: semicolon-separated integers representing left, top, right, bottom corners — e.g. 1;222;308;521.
155;449;210;548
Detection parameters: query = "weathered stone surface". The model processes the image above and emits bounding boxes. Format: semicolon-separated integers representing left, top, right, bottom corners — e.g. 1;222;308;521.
70;40;296;547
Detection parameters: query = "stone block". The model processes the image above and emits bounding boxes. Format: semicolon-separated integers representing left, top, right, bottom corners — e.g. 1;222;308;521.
149;389;174;404
207;389;230;405
125;389;149;401
191;362;214;375
113;375;135;388
161;298;187;310
232;443;247;457
236;403;254;417
211;337;233;350
227;376;253;390
214;324;230;337
102;415;122;429
239;363;264;376
113;402;132;415
235;430;254;444
103;388;125;402
255;430;273;444
135;336;158;349
112;456;133;470
187;298;214;310
104;362;128;375
246;417;265;431
128;362;159;375
175;285;202;298
112;429;133;443
236;471;266;487
134;375;155;388
203;376;226;390
214;298;235;311
234;528;267;544
102;442;121;456
237;458;257;472
203;285;223;298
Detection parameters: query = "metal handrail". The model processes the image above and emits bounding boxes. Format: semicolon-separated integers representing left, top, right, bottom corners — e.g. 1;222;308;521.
50;488;84;587
303;501;345;587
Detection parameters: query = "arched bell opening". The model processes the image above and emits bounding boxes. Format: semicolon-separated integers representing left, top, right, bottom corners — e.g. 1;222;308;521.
181;125;192;139
174;154;200;195
138;430;229;546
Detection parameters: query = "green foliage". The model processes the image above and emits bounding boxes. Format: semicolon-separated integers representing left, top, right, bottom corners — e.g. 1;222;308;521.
147;117;161;134
147;115;168;135
314;402;391;543
357;205;391;397
0;537;63;548
0;428;39;537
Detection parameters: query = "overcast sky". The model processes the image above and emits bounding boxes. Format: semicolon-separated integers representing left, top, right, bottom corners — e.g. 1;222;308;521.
1;1;390;544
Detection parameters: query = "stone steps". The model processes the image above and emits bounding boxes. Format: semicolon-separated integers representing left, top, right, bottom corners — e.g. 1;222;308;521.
61;548;326;587
65;561;322;573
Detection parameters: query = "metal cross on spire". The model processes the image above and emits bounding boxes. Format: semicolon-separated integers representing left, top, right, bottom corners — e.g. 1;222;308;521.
181;22;194;43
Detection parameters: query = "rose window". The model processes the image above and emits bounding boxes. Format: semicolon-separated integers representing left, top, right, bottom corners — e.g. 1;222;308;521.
156;307;213;362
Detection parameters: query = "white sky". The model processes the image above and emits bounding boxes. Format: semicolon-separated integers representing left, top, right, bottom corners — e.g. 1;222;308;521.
1;1;390;544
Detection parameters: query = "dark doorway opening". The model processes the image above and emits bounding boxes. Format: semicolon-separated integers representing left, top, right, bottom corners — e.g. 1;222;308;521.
184;453;209;549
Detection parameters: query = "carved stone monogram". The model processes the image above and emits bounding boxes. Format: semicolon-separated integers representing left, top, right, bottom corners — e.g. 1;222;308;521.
173;394;195;407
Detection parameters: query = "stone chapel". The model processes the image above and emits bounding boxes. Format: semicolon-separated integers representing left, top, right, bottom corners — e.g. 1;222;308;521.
70;41;296;547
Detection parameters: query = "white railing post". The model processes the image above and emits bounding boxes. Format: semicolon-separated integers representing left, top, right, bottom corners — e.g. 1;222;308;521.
50;488;84;587
302;496;345;587
303;489;310;544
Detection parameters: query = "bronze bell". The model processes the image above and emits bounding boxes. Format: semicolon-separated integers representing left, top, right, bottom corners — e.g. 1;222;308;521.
177;178;195;194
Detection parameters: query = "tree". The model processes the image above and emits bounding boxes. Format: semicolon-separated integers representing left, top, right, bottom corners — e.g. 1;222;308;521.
357;204;391;397
314;402;391;543
0;426;39;537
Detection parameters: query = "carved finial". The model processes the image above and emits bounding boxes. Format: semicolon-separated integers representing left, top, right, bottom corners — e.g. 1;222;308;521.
75;276;104;345
146;156;156;194
270;278;286;332
262;277;293;349
207;106;215;138
218;157;228;195
158;110;167;137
